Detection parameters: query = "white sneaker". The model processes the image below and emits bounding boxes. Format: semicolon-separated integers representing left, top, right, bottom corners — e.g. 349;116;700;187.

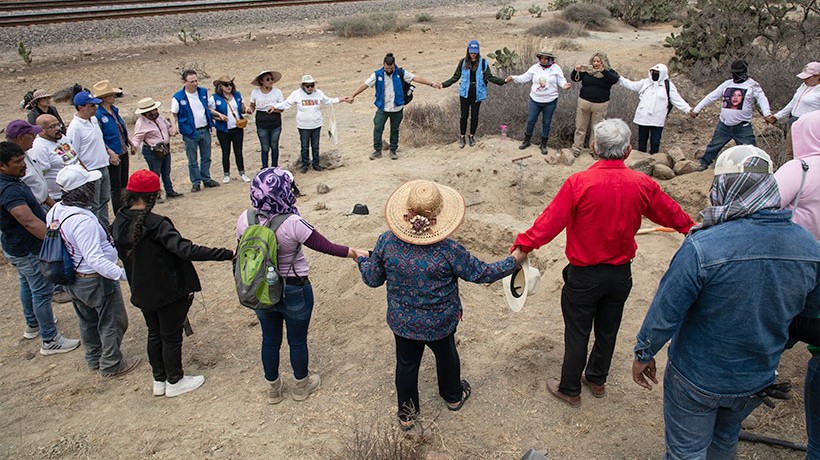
40;332;80;355
153;380;166;396
222;175;231;184
240;174;251;183
165;375;205;397
24;324;39;340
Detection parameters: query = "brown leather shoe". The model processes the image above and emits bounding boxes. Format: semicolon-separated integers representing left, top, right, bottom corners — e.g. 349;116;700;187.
547;378;581;408
582;375;607;398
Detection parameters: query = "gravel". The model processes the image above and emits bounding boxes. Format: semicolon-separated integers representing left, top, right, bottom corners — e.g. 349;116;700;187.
0;0;479;59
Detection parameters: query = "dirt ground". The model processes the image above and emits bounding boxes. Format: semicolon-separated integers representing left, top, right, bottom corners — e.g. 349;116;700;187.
0;2;811;459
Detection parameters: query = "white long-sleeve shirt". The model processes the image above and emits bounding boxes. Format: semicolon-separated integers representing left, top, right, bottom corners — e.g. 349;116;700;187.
774;83;820;120
275;89;338;130
511;63;568;103
619;72;691;127
65;115;109;170
46;203;126;281
693;78;771;126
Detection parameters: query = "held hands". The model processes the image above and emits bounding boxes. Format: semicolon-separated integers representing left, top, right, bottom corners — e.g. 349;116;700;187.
340;96;353;104
511;247;528;265
348;247;369;259
169;126;178;137
764;115;777;124
689;110;699;119
632;358;658;390
433;81;442;89
562;82;572;89
505;76;513;83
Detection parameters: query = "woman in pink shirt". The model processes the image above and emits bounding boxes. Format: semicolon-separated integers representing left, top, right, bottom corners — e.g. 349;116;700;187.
132;98;182;199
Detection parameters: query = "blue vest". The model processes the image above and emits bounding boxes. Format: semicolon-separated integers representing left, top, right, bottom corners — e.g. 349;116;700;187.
172;87;213;138
95;105;128;155
459;58;488;102
212;92;243;132
374;67;405;110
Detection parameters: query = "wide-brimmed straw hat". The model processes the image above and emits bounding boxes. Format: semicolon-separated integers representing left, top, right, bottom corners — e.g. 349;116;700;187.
502;258;541;312
251;70;282;86
213;75;235;88
30;89;52;104
134;97;162;115
92;80;122;98
384;180;465;245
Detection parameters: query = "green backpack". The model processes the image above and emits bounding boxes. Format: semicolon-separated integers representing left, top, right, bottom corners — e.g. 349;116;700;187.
234;210;296;310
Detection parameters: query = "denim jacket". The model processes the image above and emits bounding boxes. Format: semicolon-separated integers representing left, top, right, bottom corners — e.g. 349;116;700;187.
635;210;820;395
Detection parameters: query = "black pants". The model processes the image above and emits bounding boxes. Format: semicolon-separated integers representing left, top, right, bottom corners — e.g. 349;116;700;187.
141;295;192;384
459;94;481;136
394;332;462;421
216;128;245;175
559;263;632;396
108;153;129;214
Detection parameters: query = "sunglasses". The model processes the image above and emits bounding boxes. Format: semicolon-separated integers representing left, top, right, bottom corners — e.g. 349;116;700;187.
303;84;315;88
262;77;274;81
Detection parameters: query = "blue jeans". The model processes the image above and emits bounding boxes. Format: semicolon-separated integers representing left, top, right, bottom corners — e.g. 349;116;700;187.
182;127;213;185
254;283;314;382
4;251;57;342
663;363;763;460
807;354;820;460
525;98;558;139
91;167;111;228
637;124;664;154
142;146;175;194
257;126;282;168
66;276;129;374
298;127;321;168
700;121;756;167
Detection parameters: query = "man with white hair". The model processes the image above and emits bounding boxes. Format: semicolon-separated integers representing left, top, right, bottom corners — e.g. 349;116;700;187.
511;118;694;407
632;145;820;458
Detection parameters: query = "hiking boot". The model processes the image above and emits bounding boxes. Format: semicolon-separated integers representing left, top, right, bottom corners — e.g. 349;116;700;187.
203;179;221;188
165;375;205;397
101;357;142;377
519;135;532;150
468;135;475;147
52;290;72;304
153;380;166;397
369;150;382;160
191;183;201;193
268;377;284;404
292;373;320;401
696;163;708;172
24;324;39;340
389;150;398;160
571;147;581;158
40;332;80;356
540;139;549;155
459;136;466;149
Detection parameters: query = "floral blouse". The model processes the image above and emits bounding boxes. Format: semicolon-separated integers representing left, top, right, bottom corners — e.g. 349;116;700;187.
357;231;516;341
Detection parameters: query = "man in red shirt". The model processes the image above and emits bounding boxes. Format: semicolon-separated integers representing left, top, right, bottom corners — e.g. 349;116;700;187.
512;118;694;407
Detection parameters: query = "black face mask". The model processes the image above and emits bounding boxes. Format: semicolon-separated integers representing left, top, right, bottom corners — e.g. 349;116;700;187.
732;72;748;84
650;70;660;81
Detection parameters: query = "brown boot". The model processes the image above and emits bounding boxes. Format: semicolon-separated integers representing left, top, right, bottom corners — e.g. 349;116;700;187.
292;373;320;401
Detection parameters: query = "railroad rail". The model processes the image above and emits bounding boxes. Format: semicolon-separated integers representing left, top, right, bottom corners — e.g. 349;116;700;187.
0;0;363;27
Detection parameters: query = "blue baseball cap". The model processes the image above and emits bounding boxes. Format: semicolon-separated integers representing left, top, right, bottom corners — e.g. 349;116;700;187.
73;91;102;106
467;40;479;53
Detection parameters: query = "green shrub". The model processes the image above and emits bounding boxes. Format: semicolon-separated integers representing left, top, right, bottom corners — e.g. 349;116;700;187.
329;13;409;37
177;27;202;45
496;5;516;20
17;41;32;65
528;4;544;17
549;0;578;11
528;18;589;37
607;0;679;27
415;13;432;22
555;38;582;50
561;3;612;30
487;47;521;72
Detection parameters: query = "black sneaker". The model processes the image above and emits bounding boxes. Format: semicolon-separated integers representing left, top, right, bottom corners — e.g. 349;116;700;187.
468;135;475;147
167;191;184;198
312;164;324;172
369;150;382;160
389;150;398;160
300;165;308;174
696;163;708;172
203;179;221;188
191;183;201;192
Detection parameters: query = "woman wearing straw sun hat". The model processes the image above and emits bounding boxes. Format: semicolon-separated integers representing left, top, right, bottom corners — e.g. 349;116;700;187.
93;79;136;215
26;90;66;133
249;70;285;168
132;97;183;199
209;75;251;184
356;179;527;432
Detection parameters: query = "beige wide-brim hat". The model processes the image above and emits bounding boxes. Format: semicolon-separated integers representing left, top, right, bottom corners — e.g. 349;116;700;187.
251;70;282;86
213;75;235;88
134;97;162;115
30;89;52;104
384;180;465;245
92;80;122;98
502;258;541;312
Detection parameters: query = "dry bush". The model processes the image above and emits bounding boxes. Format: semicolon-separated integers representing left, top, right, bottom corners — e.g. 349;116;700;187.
527;18;589;37
329;13;409;37
555;39;581;50
561;3;612;30
333;419;430;460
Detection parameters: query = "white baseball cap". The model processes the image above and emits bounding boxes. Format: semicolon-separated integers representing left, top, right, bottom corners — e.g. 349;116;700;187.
713;145;773;176
502;258;541;312
56;164;101;191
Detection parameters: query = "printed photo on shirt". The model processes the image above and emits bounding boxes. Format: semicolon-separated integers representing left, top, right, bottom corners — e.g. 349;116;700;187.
722;88;747;110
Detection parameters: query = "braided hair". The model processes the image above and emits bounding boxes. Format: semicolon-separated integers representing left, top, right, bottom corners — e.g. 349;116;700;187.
124;190;159;254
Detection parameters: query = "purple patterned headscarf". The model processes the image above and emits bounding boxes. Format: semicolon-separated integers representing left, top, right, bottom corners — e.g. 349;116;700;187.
250;167;300;218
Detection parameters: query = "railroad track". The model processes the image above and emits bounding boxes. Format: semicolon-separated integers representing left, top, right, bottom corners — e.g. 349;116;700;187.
0;0;364;27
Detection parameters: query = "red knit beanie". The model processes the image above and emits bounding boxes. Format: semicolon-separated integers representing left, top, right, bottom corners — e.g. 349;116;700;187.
126;169;160;193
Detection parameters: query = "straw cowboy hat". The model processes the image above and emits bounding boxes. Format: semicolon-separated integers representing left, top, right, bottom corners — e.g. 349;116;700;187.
384;180;465;245
250;70;282;86
92;80;122;98
502;258;541;312
134;97;162;115
213;75;235;88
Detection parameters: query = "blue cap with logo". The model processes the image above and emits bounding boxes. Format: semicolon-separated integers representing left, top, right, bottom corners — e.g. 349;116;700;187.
467;40;479;54
73;91;102;106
